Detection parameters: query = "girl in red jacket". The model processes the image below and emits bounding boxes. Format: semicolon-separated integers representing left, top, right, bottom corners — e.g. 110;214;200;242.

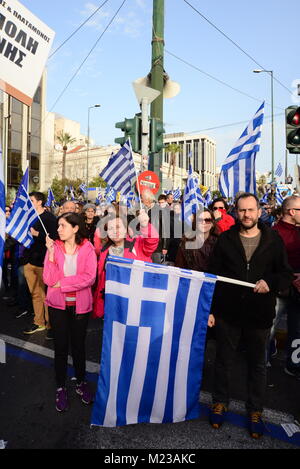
93;209;159;318
44;213;97;412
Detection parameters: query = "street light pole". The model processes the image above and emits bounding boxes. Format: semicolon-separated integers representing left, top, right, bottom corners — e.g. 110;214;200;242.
253;69;274;182
87;104;101;197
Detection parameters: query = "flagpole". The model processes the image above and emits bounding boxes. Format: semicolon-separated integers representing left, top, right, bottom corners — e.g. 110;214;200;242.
22;185;49;237
129;137;143;212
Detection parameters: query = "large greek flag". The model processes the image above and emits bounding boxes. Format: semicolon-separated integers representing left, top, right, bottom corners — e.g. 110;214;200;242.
0;141;5;286
219;102;265;198
100;140;136;195
91;256;217;427
6;185;38;248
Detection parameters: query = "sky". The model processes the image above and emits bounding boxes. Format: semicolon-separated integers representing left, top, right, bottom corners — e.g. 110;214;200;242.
20;0;300;180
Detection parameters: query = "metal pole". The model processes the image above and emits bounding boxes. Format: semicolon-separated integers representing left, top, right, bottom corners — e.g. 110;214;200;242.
86;107;90;198
141;97;149;172
149;0;164;188
271;71;274;183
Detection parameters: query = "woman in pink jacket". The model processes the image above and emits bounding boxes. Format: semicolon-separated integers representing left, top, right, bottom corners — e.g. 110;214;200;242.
43;212;97;412
93;209;159;318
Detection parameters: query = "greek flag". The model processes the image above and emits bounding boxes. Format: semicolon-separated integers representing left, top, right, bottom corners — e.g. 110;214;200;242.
183;164;204;223
219;102;265;198
45;188;55;207
105;186;116;204
260;190;270;204
204;189;212;207
91;256;217;427
6;185;38;248
15;167;29;200
275;186;284;206
0;141;5;286
275;163;283;178
100;140;136;195
69;186;75;200
79;183;88;193
173;187;181;200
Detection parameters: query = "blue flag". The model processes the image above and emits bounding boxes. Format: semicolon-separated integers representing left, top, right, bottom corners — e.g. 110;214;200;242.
183;164;204;223
219;102;264;198
15;167;29;200
275;163;283;178
6;185;38;248
45;188;55;207
91;256;217;427
0;141;5;286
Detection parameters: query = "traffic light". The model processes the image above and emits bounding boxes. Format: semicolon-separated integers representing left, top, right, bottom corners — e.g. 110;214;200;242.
286;106;300;154
114;114;141;153
150;117;164;153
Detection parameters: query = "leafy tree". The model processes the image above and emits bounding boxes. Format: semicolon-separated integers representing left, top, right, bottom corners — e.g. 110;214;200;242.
56;131;76;179
165;143;182;187
88;176;107;189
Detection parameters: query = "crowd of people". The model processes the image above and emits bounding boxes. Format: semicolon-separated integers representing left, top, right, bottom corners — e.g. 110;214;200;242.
2;188;300;438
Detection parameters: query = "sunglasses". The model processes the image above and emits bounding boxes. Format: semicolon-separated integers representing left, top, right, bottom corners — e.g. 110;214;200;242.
212;206;224;211
198;218;213;224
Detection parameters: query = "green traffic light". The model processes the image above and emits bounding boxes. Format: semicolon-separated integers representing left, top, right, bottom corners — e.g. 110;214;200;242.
288;129;300;146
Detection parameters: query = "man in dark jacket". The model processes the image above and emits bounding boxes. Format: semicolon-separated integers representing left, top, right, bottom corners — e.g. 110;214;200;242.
23;192;58;335
208;192;293;438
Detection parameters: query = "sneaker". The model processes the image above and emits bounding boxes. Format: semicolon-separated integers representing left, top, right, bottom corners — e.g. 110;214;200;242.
15;310;28;319
75;382;93;405
284;367;300;380
23;324;46;334
248;411;264;439
46;329;54;340
55;387;68;412
210;403;227;429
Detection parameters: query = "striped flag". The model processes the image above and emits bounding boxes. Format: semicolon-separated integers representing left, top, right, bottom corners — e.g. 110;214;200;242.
219;102;265;198
105;186;116;204
91;256;217;427
183;164;204;223
15;167;29;199
100;140;136;195
6;185;38;248
0;141;5;287
260;189;270;204
79;183;88;193
173;187;181;200
275;186;284;206
45;188;55;207
275;163;283;178
204;189;212;207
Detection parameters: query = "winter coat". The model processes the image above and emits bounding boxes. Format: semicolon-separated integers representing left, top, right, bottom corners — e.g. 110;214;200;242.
208;222;293;329
93;223;159;318
175;234;218;272
43;239;97;314
214;208;235;233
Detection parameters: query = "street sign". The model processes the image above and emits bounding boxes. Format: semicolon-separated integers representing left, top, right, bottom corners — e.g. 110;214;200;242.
136;170;160;195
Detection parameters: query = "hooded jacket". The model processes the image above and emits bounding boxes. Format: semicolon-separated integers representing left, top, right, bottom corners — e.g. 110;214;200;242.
208;222;293;329
43;239;97;314
93;223;159;318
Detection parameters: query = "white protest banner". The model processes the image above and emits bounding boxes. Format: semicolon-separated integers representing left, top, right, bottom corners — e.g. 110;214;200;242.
0;0;55;105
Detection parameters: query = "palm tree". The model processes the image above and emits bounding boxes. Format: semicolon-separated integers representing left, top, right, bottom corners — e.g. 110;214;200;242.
165;143;182;187
56;131;76;180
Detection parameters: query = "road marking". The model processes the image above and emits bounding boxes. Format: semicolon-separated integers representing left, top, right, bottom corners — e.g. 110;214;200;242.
0;333;99;374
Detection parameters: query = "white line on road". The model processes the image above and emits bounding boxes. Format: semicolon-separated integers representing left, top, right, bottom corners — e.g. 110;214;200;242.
0;333;99;374
1;334;295;426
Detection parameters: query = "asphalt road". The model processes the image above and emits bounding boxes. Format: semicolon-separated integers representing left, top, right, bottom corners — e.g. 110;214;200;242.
1;297;300;452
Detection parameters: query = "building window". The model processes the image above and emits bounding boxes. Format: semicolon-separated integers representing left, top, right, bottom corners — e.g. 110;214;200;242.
186;141;191;169
193;140;199;172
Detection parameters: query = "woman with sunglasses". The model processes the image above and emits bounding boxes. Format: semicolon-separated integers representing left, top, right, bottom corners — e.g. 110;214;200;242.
210;197;235;233
175;208;219;327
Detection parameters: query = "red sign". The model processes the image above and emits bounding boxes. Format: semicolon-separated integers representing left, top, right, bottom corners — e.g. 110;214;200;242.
136;171;160;195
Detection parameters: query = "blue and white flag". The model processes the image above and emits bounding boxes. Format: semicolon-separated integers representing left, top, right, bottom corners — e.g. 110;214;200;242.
6;185;38;248
219;102;265;198
275;163;283;178
91;256;217;427
15;167;29;200
0;141;5;286
275;186;284;206
105;186;116;204
204;189;212;207
79;183;88;193
100;140;136;195
69;186;75;200
183;164;204;223
173;187;181;200
45;188;55;207
260;190;270;204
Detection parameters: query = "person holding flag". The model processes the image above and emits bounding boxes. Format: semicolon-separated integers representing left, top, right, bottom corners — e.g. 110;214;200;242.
22;192;58;336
